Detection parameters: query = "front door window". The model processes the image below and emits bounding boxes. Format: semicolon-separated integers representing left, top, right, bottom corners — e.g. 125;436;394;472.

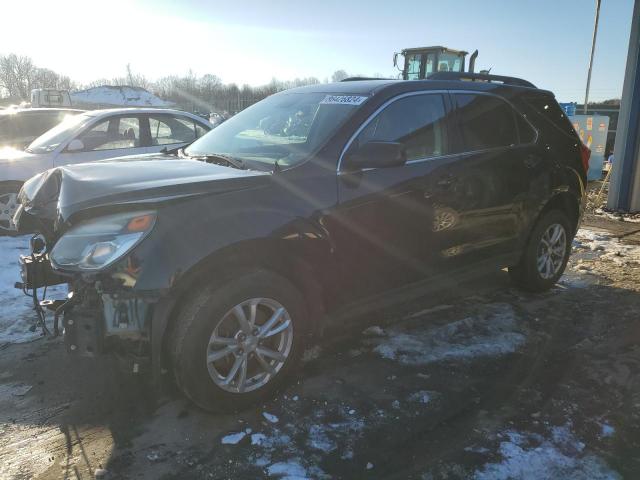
406;54;422;80
77;117;141;151
355;93;448;161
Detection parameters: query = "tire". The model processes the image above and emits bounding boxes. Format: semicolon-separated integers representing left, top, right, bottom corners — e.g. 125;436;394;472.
0;181;22;236
170;269;308;412
509;210;573;292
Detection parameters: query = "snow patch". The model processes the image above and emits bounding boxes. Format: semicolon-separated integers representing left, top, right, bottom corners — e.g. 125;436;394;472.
263;412;279;424
307;424;336;453
573;228;640;269
70;85;171;108
474;426;620;480
221;431;246;445
266;460;308;478
601;423;615;438
373;303;526;366
0;236;67;345
362;325;385;336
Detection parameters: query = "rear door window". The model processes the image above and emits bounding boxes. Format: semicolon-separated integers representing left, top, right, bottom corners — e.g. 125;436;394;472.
355;93;449;161
453;94;518;151
149;114;199;145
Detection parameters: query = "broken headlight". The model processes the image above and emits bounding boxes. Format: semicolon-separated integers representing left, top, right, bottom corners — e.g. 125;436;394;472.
50;211;156;271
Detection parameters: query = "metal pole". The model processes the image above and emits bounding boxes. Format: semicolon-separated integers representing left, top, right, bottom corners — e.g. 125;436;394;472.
584;0;602;114
607;0;640;212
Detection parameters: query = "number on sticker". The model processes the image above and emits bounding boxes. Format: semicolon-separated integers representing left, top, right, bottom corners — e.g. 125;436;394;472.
320;95;368;106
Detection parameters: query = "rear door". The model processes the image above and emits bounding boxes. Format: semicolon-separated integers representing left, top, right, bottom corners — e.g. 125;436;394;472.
427;91;539;268
330;91;456;302
145;113;209;153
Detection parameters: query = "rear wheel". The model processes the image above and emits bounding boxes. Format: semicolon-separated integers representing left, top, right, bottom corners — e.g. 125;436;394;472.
0;182;22;236
509;210;573;292
171;270;307;412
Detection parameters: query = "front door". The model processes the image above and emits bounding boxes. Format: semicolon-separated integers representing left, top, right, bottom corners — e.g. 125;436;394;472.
54;115;145;167
329;92;455;303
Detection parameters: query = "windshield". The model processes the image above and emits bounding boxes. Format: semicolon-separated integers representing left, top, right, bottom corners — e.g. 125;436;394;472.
26;113;90;154
185;92;365;169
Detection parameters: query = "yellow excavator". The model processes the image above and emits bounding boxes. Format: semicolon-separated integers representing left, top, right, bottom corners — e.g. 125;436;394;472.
393;46;480;80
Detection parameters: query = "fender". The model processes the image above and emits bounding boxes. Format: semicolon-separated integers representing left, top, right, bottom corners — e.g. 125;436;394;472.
520;164;584;248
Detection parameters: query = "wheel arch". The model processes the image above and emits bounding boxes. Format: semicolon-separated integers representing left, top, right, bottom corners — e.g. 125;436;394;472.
537;191;581;235
155;236;331;375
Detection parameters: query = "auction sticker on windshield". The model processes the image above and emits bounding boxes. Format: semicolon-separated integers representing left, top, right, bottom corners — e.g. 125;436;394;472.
320;95;368;105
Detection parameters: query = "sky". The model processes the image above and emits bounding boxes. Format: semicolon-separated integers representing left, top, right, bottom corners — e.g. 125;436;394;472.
0;0;634;102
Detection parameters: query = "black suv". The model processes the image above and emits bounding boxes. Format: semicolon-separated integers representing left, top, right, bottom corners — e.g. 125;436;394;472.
15;75;589;411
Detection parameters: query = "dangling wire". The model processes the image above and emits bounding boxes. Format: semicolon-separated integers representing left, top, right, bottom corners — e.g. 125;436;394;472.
30;251;51;336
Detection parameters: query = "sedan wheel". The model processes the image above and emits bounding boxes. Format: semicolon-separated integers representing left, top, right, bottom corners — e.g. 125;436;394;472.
206;298;293;394
0;191;19;234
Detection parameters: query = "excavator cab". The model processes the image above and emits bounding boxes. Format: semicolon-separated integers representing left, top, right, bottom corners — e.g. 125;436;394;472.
394;46;478;80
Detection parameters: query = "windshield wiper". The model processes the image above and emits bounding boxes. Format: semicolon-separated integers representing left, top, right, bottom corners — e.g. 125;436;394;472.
183;151;246;170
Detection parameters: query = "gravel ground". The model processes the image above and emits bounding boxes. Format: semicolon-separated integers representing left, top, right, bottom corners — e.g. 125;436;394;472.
0;217;639;479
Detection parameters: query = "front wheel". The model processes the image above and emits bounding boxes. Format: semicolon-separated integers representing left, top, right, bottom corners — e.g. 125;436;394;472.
171;270;307;412
509;210;573;292
0;182;22;236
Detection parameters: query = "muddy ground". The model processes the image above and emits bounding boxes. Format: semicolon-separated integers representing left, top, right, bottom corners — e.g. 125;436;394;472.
0;217;639;480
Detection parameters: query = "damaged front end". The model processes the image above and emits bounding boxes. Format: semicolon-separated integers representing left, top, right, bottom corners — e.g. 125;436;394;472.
15;170;162;375
14;159;269;380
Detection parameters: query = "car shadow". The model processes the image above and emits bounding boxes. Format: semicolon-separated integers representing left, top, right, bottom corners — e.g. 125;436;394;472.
1;271;639;479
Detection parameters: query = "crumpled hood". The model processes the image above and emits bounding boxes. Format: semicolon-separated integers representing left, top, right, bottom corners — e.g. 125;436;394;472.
18;156;270;226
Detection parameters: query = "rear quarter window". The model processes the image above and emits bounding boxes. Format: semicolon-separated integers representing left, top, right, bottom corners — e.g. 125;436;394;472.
521;95;577;140
453;93;518;151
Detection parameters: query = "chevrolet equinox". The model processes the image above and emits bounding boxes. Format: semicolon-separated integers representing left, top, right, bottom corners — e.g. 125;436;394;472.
15;75;589;411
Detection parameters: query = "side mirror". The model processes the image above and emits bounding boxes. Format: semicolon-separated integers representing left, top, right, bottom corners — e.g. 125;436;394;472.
343;141;406;171
66;139;84;152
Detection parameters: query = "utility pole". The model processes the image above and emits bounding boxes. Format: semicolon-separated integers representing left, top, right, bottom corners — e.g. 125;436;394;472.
584;0;602;113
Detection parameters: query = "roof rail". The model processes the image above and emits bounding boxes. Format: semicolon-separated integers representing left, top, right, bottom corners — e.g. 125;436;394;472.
427;72;536;89
340;77;392;82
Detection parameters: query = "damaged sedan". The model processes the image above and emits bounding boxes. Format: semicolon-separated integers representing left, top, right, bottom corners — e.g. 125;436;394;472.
14;77;587;411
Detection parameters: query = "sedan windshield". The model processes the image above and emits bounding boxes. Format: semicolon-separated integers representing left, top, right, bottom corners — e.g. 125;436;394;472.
26;113;90;154
185;92;366;169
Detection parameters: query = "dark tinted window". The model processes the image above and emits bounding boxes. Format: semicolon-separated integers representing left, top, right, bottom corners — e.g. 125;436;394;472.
356;94;448;161
18;113;61;137
522;94;577;139
454;94;518;151
0;116;17;140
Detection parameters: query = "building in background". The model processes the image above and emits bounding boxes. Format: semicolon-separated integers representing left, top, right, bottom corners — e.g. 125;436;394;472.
569;114;610;179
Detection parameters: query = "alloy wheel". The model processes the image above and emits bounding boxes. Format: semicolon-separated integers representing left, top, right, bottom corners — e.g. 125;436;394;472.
0;192;18;233
205;298;293;393
536;223;567;280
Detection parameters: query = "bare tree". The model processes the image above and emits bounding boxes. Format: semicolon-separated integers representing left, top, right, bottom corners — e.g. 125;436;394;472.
0;54;75;100
331;70;349;82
